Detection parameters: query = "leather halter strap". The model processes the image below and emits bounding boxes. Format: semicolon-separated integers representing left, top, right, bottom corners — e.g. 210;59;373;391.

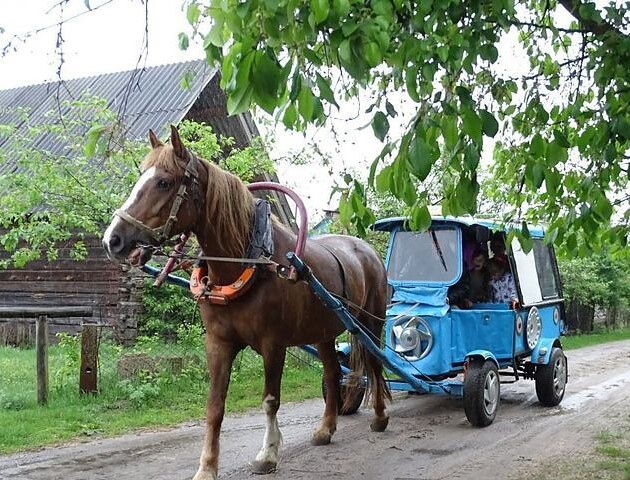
114;152;199;244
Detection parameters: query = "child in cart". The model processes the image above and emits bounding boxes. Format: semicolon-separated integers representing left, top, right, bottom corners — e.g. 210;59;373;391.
488;257;518;307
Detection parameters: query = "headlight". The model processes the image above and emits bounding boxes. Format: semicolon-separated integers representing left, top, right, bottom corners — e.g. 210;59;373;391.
391;316;433;360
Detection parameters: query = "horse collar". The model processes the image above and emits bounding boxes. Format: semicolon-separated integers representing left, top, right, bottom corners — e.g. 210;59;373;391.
190;199;274;305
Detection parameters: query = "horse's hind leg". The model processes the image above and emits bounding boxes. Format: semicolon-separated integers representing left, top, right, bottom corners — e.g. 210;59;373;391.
194;338;239;480
367;351;389;432
312;340;340;446
251;346;286;475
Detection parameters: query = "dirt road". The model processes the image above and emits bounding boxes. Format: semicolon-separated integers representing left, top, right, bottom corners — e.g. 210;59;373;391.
2;340;630;480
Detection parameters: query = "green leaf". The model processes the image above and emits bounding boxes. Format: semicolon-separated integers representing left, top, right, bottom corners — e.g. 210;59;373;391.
364;42;382;68
441;115;458;149
461;108;482;145
546;140;568;165
315;73;338;107
593;195;613;221
479;44;499;63
333;0;350;16
463;144;480;170
178;33;189;51
530;134;546;157
251;51;282;114
479;109;499;137
339;39;352;63
298;85;315;121
410;205;431;231
282;104;298;129
289;74;302;102
436;45;449;63
205;18;226;47
531;164;545;189
375;165;392;193
405;66;420;102
84;125;105;157
187;3;200;25
408;136;433;181
372;111;390;142
311;0;330;24
227;85;253;115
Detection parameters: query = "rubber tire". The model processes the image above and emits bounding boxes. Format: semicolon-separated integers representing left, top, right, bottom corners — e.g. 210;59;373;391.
463;359;500;427
321;352;365;415
535;347;567;407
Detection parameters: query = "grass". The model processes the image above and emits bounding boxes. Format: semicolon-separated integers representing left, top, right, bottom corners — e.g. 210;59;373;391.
523;416;630;480
0;332;322;454
2;325;629;455
562;327;630;350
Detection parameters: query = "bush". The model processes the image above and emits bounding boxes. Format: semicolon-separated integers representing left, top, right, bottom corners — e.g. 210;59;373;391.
139;282;198;339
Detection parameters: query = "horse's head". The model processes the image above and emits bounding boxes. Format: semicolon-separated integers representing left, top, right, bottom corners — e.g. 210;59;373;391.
102;126;202;265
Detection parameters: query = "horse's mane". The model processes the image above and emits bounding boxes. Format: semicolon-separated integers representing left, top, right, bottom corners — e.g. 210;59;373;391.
142;146;254;257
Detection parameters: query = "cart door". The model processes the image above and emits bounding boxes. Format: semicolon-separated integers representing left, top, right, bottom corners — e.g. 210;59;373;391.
510;238;561;306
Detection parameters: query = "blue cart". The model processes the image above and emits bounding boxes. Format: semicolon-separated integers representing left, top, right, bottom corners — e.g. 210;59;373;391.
146;215;568;427
290;216;568;427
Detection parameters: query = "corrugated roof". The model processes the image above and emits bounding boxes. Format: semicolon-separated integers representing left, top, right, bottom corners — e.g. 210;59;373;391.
0;59;217;176
0;59;296;227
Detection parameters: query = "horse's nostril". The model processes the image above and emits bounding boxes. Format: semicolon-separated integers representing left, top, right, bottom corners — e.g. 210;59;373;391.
109;234;123;253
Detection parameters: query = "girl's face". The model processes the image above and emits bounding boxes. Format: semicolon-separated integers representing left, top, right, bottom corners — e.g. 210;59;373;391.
472;254;486;270
488;263;504;280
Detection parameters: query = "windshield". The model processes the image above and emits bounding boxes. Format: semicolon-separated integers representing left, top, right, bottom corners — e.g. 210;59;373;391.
388;228;460;283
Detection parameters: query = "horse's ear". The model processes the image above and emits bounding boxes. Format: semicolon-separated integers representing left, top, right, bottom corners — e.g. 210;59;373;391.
148;129;163;149
170;125;186;159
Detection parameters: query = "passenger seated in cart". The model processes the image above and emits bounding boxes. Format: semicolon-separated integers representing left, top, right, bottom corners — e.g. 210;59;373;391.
469;250;491;303
488;257;518;307
490;232;508;264
448;250;490;308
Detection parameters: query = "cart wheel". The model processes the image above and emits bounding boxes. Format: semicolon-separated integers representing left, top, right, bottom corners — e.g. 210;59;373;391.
463;359;500;427
321;352;365;415
535;347;567;406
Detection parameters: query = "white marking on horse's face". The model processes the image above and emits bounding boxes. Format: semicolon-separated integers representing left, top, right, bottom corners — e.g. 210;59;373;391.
122;166;157;212
103;167;157;247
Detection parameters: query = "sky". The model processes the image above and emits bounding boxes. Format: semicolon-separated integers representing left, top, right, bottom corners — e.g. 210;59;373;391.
0;0;386;222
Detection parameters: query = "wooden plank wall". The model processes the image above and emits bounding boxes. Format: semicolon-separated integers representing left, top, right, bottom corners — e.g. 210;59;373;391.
0;236;143;345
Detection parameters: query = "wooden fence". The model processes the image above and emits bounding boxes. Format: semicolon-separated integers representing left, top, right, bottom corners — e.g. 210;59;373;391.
0;306;93;404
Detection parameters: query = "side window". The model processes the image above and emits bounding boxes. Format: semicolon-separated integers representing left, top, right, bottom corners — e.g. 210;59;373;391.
532;240;559;299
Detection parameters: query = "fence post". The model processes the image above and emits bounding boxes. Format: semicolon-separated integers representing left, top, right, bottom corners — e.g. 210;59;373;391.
80;324;99;394
36;315;48;405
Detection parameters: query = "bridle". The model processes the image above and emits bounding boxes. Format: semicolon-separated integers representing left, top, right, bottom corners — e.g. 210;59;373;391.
114;151;199;245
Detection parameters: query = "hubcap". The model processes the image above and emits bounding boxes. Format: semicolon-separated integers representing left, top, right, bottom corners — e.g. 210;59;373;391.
483;370;499;415
553;354;567;396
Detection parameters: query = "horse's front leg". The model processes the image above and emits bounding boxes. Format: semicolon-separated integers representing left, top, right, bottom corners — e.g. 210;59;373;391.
312;340;340;445
193;337;239;480
250;345;286;475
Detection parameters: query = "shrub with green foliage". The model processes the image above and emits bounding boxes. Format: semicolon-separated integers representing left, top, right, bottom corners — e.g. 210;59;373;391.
559;252;630;310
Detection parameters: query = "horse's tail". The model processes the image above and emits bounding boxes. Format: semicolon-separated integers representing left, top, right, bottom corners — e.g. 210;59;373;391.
344;325;392;412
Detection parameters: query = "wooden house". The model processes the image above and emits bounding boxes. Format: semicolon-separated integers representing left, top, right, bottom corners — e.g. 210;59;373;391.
0;60;294;345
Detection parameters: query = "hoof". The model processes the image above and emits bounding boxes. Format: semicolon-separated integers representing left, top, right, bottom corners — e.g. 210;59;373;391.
192;469;217;480
250;460;277;475
370;415;389;432
311;430;332;446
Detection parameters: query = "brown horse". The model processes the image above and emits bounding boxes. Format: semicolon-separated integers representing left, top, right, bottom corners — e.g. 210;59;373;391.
102;126;390;480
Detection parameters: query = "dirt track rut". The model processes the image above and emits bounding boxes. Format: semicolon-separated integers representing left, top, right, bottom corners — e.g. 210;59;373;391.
2;340;630;480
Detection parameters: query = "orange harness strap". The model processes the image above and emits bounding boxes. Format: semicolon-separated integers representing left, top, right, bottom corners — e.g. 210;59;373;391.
190;264;257;305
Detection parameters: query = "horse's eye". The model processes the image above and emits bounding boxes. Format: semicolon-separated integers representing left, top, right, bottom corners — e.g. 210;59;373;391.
156;178;172;190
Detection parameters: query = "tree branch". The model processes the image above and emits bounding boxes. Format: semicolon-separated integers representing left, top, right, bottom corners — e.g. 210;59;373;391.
558;0;628;38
